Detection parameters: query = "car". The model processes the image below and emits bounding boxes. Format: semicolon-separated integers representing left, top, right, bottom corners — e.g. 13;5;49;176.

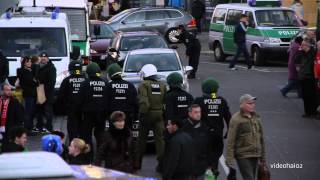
122;48;193;92
108;31;169;64
105;7;197;43
89;20;115;69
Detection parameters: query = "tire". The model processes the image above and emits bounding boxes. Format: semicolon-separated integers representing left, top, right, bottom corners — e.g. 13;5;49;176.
166;28;180;44
252;46;265;66
213;42;226;62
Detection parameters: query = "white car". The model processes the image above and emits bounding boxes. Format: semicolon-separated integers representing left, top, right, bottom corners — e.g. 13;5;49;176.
122;48;193;92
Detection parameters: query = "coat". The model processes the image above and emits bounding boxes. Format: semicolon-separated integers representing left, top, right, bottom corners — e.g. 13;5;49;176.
37;61;56;103
68;153;91;165
233;21;247;44
17;68;37;98
287;41;300;80
191;0;205;19
296;48;316;80
0;52;8;83
1;142;25;153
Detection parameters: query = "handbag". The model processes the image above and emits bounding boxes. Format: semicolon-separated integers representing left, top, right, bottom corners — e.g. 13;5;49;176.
258;162;270;180
37;84;46;105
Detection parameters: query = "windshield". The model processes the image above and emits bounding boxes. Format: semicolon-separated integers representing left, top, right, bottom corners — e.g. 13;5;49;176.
108;9;133;22
60;8;87;41
255;10;301;27
120;35;168;51
0;28;67;57
125;53;181;72
90;23;114;39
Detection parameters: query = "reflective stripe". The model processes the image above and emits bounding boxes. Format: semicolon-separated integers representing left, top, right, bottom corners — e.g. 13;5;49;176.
115;97;126;100
152;92;161;95
208;114;219;116
177;105;188;108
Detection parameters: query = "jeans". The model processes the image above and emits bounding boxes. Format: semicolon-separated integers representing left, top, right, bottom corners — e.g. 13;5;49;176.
229;43;252;68
237;158;259;180
281;79;301;97
36;102;54;131
24;97;36;131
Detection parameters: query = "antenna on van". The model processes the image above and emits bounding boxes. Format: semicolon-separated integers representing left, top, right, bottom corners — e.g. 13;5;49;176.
33;0;36;7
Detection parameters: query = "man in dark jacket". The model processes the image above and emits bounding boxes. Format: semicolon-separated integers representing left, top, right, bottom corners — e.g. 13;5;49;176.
177;25;201;79
106;64;138;130
191;0;205;33
57;60;86;141
182;104;212;179
194;78;231;177
229;14;252;70
296;39;318;118
2;126;27;153
77;62;107;147
36;52;56;132
0;84;24;146
165;72;193;122
163;119;194;180
0;51;8;95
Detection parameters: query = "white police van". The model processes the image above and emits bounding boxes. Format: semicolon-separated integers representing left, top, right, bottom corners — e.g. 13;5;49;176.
209;0;304;65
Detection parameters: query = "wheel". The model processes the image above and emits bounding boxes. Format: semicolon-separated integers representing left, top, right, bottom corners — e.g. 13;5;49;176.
166;28;180;44
252;46;265;66
213;42;226;62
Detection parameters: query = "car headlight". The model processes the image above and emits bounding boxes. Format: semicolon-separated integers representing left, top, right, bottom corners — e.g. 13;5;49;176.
264;38;281;43
90;49;98;54
55;70;69;89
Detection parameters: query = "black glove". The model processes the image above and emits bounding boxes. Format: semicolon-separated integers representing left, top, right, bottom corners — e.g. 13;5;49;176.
227;167;236;180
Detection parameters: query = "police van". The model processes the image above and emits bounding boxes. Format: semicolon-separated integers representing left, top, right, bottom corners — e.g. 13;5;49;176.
0;6;76;89
209;0;304;65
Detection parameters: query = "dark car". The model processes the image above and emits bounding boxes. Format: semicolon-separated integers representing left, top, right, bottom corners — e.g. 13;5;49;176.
108;31;169;66
106;7;196;43
89;20;115;69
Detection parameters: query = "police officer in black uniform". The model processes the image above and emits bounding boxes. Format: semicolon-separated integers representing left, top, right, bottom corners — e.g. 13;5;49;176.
57;60;86;142
176;25;201;79
194;77;231;177
106;63;138;130
77;62;107;147
165;72;193;122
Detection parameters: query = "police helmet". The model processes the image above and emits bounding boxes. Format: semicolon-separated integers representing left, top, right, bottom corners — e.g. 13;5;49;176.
107;63;122;78
68;60;82;75
41;134;63;155
86;62;101;77
167;72;183;87
202;78;219;94
140;64;157;78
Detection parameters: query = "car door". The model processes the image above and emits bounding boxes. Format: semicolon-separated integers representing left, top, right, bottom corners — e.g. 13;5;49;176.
144;10;169;34
119;11;146;32
223;9;243;53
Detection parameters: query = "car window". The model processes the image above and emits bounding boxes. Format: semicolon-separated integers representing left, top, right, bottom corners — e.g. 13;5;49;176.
120;35;168;51
255;10;300;27
146;10;168;20
245;11;255;27
124;11;146;23
212;8;227;23
90;23;114;39
125;53;181;72
225;9;243;25
167;10;183;18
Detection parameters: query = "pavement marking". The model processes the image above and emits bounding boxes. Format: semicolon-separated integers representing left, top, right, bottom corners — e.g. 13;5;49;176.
219;155;230;175
201;50;214;54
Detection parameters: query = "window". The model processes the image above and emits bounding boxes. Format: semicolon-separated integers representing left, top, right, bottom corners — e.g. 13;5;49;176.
124;11;146;23
90;24;115;39
167;10;183;18
120;35;168;51
212;8;227;23
146;10;169;20
255;10;300;27
60;9;87;41
225;9;243;25
245;11;255;27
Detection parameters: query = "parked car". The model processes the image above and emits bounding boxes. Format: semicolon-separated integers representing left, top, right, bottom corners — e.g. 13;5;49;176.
108;31;169;66
89;20;115;69
106;7;197;43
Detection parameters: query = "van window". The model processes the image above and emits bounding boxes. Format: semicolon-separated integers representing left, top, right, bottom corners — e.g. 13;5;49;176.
212;8;227;23
245;11;255;27
255;10;300;27
225;9;243;25
124;11;146;23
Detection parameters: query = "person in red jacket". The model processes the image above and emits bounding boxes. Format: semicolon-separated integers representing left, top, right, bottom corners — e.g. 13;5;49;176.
314;41;320;82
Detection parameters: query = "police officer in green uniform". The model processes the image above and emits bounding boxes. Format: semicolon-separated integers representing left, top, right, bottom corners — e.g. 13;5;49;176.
137;64;166;171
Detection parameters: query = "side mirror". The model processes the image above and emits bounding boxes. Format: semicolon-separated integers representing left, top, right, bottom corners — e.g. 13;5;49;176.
70;46;80;60
170;45;178;49
93;25;101;37
184;66;193;72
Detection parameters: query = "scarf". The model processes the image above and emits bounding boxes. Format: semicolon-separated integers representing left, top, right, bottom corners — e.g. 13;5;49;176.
0;97;10;127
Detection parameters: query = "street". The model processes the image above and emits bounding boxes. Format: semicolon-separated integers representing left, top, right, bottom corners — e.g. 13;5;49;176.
26;32;320;180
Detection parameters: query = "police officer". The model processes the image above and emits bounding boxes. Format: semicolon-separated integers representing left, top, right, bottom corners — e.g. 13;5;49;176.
165;72;193;122
137;64;166;171
77;62;107;147
57;60;86;142
176;25;201;79
106;63;138;130
194;77;232;177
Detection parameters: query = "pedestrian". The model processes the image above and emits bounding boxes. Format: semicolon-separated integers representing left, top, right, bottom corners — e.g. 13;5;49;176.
1;126;27;153
229;14;253;70
0;84;24;145
314;41;320;106
194;77;231;177
106;64;138;131
94;111;138;173
181;104;212;180
162;119;194;180
177;25;201;79
56;60;86;142
191;0;205;33
0;51;9;95
17;56;37;134
36;52;56;133
290;0;304;20
280;36;303;97
165;72;194;122
137;64;166;172
226;94;266;180
296;39;318;118
68;138;91;165
77;62;107;148
51;130;69;161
